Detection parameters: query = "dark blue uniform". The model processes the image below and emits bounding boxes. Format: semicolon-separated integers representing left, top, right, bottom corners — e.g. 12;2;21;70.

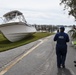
54;31;69;68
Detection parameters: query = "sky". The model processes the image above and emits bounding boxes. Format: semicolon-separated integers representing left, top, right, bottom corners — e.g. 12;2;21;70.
0;0;76;25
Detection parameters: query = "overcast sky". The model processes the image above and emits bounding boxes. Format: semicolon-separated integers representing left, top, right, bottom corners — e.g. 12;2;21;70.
0;0;76;25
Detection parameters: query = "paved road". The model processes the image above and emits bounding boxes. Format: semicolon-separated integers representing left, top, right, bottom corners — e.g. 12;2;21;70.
0;35;76;75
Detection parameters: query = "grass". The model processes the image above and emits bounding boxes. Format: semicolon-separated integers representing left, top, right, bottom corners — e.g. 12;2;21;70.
73;40;76;45
0;32;53;52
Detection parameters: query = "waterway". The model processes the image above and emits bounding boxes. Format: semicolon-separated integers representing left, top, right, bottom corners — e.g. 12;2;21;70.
54;27;72;33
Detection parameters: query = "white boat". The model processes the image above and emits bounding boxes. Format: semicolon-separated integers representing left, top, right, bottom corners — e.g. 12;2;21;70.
0;10;36;42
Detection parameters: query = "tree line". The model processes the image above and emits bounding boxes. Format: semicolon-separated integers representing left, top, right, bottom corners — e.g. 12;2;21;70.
32;24;57;32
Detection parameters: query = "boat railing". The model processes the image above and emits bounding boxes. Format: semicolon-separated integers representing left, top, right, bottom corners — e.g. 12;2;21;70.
3;14;27;24
0;12;31;27
0;17;6;24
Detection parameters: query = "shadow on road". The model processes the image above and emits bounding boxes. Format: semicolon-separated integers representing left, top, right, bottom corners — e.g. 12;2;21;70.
57;68;73;75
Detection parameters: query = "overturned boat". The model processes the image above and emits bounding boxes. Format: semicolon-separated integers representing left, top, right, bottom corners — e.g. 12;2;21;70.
0;10;36;42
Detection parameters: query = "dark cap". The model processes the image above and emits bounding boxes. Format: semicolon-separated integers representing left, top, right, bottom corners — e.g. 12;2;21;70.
60;26;65;30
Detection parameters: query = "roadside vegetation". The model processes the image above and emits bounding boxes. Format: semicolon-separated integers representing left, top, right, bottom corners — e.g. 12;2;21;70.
69;25;76;45
73;41;76;45
60;0;76;45
0;32;53;52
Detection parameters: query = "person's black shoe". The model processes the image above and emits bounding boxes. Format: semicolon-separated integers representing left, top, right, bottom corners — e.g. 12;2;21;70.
57;66;61;69
62;65;65;68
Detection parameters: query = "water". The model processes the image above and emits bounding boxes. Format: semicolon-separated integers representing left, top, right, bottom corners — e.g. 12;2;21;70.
65;27;72;33
54;27;72;33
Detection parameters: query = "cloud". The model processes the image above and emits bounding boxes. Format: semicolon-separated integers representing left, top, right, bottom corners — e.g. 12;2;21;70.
0;0;75;25
0;0;60;9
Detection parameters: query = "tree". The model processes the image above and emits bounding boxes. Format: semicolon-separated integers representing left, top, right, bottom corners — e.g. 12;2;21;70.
68;25;76;39
69;29;76;38
60;0;76;20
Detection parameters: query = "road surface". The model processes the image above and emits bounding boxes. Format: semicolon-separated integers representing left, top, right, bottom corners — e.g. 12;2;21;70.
0;35;76;75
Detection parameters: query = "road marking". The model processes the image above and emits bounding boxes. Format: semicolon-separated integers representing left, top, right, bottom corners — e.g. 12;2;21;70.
0;40;44;75
69;68;76;75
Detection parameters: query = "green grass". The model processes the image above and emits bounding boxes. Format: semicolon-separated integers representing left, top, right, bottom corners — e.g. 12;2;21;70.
0;32;53;52
73;41;76;45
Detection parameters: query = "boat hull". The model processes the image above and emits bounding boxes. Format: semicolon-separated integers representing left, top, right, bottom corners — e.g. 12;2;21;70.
0;22;36;42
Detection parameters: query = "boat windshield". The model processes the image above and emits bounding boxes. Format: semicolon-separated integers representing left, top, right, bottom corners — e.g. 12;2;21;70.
5;13;16;21
3;10;27;23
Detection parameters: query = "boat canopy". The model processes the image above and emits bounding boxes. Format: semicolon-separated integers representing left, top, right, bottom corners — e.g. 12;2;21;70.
2;10;28;23
3;10;23;21
3;10;22;17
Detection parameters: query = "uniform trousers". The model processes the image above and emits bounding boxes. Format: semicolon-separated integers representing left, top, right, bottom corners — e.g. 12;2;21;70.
56;44;67;67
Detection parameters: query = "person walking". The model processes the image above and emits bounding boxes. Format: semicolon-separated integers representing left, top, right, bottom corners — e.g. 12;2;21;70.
54;26;70;68
57;29;59;33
